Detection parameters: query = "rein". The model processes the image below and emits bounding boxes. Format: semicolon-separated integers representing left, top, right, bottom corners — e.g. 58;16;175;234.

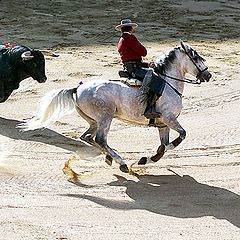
160;73;201;85
155;67;201;98
164;80;183;98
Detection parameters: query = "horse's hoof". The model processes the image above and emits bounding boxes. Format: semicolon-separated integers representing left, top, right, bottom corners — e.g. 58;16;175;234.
138;157;147;165
105;155;113;166
119;164;129;173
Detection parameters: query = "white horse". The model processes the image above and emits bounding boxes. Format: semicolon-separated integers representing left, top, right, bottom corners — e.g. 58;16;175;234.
18;41;212;173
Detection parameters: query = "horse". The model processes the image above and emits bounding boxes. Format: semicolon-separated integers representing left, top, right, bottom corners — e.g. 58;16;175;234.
18;41;212;173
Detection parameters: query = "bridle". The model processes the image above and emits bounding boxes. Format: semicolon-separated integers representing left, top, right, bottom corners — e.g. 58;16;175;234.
158;45;208;85
181;44;209;81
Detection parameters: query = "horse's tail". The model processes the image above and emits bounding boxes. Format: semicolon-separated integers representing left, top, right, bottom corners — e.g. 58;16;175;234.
18;87;77;131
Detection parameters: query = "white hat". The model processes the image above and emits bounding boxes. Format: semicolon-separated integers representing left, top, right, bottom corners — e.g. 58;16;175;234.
115;19;138;31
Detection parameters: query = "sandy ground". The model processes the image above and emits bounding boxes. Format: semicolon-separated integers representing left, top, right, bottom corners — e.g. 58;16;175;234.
0;1;240;240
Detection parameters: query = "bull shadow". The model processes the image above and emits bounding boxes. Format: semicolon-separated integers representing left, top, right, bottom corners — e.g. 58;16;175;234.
64;173;240;228
0;116;100;155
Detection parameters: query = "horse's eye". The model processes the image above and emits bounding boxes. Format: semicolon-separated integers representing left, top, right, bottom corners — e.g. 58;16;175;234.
193;56;198;61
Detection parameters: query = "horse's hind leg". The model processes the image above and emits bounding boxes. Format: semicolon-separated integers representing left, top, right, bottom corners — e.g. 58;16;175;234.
76;106;128;173
76;106;117;167
80;121;97;146
80;122;113;166
95;117;129;173
76;106;98;146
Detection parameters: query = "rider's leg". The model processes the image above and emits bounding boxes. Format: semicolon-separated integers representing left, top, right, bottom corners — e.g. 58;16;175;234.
143;90;161;119
132;67;166;119
142;71;165;119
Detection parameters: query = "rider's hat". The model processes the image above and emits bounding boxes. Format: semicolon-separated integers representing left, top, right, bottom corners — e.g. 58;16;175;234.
115;19;138;31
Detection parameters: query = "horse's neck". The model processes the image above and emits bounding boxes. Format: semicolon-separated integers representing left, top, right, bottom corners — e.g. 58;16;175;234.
164;66;185;94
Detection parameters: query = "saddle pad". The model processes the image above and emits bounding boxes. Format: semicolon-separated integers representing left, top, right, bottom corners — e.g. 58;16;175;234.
121;78;142;87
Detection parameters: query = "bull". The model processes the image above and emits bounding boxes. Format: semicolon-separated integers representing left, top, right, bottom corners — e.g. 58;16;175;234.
0;44;47;102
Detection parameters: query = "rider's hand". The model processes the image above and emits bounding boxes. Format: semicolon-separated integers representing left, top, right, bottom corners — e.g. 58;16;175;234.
148;61;155;68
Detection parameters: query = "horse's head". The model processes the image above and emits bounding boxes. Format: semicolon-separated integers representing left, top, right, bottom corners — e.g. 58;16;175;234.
180;40;212;82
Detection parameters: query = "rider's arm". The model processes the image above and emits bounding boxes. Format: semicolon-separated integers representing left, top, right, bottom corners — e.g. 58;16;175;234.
128;35;147;57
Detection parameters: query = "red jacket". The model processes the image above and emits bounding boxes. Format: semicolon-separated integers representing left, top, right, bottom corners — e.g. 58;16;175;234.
117;32;147;62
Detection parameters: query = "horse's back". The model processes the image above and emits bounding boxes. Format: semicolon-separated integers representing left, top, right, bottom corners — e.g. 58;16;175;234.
76;80;129;100
76;80;142;119
75;80;135;118
77;80;123;98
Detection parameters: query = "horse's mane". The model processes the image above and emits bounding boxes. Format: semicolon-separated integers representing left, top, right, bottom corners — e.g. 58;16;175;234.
155;47;179;74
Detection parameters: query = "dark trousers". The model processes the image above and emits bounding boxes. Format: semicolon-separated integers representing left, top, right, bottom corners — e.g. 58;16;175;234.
123;64;163;118
133;68;164;96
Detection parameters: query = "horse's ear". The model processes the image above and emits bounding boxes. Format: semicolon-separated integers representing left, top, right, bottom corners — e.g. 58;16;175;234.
180;39;186;50
180;39;191;53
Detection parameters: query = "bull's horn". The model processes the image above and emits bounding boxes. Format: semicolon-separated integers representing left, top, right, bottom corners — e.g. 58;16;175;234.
21;51;34;61
40;50;59;57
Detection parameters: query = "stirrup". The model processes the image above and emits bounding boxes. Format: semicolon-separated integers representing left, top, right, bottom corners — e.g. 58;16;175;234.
148;119;155;126
144;112;161;119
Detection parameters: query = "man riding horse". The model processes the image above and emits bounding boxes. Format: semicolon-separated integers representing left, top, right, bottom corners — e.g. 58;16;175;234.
115;19;165;121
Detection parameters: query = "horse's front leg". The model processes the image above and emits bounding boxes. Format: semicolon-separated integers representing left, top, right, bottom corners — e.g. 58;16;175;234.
156;115;186;159
139;115;186;165
151;126;170;161
138;126;170;165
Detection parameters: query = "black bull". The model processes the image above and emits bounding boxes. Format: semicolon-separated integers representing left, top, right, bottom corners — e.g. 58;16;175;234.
0;45;47;102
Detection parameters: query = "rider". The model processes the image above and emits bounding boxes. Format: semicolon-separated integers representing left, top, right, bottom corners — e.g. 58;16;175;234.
115;19;164;119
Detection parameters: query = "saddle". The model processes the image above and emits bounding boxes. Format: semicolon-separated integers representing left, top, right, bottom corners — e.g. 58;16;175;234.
118;70;142;87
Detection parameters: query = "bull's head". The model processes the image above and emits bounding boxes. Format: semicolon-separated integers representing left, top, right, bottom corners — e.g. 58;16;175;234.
21;50;47;83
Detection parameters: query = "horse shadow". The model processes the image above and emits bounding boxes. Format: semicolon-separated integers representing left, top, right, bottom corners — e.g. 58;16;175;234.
64;173;240;228
0;116;101;155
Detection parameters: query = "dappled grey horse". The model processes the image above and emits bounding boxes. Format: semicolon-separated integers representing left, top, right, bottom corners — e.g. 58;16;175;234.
18;41;212;173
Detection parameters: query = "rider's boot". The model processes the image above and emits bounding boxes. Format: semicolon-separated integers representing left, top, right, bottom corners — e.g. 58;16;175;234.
144;92;161;119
